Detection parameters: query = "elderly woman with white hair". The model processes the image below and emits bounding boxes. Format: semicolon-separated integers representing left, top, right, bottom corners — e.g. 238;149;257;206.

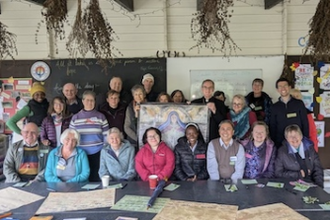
99;127;136;181
228;94;257;140
44;128;90;183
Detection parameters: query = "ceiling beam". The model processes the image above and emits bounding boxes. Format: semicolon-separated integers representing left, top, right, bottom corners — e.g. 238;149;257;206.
24;0;46;6
114;0;134;12
264;0;283;9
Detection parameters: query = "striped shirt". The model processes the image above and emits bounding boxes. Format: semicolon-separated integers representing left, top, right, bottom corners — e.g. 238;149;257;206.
19;145;39;180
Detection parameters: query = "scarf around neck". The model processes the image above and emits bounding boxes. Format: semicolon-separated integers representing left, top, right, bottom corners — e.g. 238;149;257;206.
230;107;250;139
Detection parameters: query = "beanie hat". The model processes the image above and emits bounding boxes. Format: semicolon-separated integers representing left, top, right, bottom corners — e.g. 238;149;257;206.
142;73;154;83
30;82;46;96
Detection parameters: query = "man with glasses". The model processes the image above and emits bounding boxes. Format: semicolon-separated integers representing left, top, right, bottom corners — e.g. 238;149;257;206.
191;79;227;140
270;78;309;148
4;122;50;182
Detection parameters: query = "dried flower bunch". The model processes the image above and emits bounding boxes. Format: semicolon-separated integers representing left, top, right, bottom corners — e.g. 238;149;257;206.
304;0;330;61
0;22;18;60
82;0;121;68
190;0;239;54
66;0;89;58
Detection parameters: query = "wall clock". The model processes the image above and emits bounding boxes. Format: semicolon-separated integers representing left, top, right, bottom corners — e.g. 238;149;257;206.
30;61;51;81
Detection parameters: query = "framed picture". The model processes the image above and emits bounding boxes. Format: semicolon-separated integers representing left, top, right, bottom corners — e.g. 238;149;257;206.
138;104;210;149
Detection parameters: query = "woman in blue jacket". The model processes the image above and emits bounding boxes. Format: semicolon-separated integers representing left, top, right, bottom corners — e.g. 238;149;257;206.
45;128;90;183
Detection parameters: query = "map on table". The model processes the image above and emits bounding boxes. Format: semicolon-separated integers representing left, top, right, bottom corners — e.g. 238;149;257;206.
237;203;309;220
36;188;115;214
0;187;44;213
153;200;238;220
111;195;170;213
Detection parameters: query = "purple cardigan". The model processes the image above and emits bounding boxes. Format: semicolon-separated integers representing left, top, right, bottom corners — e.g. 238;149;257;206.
240;138;276;178
40;115;72;148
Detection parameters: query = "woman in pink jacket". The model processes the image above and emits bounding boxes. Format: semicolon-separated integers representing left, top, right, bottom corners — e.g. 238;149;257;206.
135;127;175;181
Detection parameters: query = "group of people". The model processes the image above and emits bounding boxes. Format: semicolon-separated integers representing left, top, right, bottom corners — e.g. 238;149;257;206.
2;73;324;188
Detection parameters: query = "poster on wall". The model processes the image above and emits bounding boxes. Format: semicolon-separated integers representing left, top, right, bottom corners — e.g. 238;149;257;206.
320;64;330;90
301;92;313;111
294;64;314;90
138;104;210;149
315;121;325;147
0;78;32;133
320;92;330;118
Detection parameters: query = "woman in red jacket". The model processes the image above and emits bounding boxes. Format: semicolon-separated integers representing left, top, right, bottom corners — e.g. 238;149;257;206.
135;127;175;181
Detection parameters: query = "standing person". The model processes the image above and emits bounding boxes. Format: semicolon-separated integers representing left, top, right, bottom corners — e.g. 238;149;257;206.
70;90;109;182
245;78;272;125
44;128;90;183
135;127;175;181
270;78;309;148
291;88;318;152
207;120;245;183
240;121;276;179
191;79;227;140
4;122;50;183
214;91;229;113
228;94;257;140
174;123;208;181
275;125;323;188
96;76;132;110
171;90;188;104
99;127;136;181
142;73;159;102
40;96;72;149
6;82;49;134
124;85;146;150
99;90;126;133
62;83;83;114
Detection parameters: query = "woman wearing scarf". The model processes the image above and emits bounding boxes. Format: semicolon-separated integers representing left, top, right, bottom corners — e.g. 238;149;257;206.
227;94;257;140
40;96;72;148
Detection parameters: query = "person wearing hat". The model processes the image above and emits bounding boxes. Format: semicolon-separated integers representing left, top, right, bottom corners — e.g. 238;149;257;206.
173;122;209;181
7;82;49;134
142;73;159;102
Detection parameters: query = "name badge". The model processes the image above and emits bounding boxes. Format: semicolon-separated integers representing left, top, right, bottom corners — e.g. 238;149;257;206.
158;153;165;157
56;165;66;170
254;106;262;111
40;149;49;154
287;113;297;118
245;153;253;159
230;156;237;165
195;154;206;159
249;103;255;109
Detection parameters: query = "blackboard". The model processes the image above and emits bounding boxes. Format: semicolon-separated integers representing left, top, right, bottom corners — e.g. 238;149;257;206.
45;58;166;98
0;58;166;98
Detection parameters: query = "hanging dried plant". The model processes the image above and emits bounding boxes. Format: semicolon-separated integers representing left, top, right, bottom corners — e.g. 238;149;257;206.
83;0;122;69
303;0;330;61
190;0;239;54
0;22;18;61
36;0;67;54
66;0;89;57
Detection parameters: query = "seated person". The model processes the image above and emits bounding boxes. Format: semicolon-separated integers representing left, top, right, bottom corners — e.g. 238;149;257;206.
174;122;208;181
99;127;136;181
45;128;90;183
275;124;323;187
207;120;245;183
240;121;276;179
4;122;50;183
135;127;175;181
228;94;257;140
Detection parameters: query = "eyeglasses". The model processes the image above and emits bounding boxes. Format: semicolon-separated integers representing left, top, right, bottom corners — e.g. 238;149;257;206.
232;102;243;106
202;86;214;90
147;135;159;140
22;130;38;136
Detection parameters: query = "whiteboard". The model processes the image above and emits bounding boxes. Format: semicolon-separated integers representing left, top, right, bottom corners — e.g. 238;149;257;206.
190;69;262;105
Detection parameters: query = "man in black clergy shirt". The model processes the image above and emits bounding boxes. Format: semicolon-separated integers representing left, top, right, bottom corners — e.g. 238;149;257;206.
191;79;227;140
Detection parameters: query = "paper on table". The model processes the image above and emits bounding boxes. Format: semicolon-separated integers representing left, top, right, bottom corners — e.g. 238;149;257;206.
224;184;238;192
266;182;284;188
0;187;44;213
241;179;258;185
164;183;180;191
319;204;330;210
293;183;310;192
81;183;100;190
107;183;123;189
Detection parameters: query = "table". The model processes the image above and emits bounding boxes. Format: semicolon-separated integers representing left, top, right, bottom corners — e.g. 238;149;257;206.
1;179;330;220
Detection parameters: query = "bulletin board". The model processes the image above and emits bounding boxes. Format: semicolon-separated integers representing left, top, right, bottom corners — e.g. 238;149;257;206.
0;78;32;134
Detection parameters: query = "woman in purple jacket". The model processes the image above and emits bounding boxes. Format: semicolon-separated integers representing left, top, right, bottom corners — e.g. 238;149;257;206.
240;121;276;179
40;96;72;148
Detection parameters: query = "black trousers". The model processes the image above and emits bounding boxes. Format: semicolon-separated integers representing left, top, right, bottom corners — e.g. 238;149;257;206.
87;151;101;182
